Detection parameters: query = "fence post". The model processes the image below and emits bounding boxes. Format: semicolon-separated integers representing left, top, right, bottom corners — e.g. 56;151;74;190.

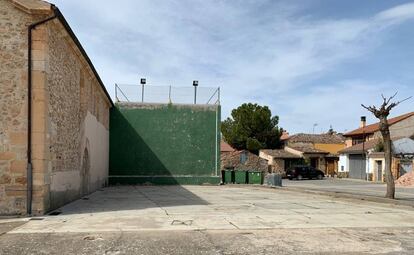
169;85;172;103
218;87;220;105
115;84;119;102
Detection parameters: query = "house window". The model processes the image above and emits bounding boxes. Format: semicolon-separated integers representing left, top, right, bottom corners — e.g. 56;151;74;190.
240;151;248;164
352;138;364;145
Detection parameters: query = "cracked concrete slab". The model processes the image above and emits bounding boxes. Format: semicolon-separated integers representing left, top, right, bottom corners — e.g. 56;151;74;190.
7;185;414;233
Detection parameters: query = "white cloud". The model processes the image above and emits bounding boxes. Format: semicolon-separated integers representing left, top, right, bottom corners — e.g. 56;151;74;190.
50;0;414;133
376;2;414;23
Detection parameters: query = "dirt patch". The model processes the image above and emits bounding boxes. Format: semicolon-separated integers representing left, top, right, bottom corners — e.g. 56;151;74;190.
396;172;414;186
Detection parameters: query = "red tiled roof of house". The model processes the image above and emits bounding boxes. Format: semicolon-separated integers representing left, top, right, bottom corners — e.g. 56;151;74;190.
288;145;329;154
338;136;405;154
260;149;301;159
344;112;414;137
280;131;290;141
221;150;267;171
221;140;235;152
338;139;379;154
286;133;345;144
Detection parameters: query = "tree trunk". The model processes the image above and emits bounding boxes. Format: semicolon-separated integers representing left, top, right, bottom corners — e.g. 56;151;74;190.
379;117;395;199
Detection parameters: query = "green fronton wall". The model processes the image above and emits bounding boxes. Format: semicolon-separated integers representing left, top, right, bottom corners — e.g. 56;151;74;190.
109;103;221;185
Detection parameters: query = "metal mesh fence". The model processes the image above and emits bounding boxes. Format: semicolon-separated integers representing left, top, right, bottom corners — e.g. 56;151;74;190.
115;84;220;105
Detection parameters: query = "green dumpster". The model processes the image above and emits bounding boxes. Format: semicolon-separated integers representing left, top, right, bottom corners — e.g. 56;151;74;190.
234;171;247;184
223;170;234;184
247;171;263;185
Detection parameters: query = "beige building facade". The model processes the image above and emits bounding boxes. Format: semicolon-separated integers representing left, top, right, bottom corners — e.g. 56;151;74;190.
0;0;113;215
339;113;414;181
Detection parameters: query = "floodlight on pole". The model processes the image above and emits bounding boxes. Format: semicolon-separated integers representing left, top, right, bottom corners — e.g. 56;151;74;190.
312;123;318;134
193;80;198;104
140;78;146;102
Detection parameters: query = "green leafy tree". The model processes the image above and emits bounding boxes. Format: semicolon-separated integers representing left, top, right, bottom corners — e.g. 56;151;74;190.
221;103;282;153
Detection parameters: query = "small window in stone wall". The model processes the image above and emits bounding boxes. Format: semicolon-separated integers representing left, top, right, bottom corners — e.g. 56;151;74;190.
240;151;248;164
341;166;344;171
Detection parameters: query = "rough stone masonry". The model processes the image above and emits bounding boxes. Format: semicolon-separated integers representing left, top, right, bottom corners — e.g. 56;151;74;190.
0;0;113;215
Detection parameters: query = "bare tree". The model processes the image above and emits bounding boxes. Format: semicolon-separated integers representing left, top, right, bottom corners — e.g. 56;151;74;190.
362;92;412;199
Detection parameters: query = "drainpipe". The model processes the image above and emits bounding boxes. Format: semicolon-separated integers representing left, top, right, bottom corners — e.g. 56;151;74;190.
27;10;57;216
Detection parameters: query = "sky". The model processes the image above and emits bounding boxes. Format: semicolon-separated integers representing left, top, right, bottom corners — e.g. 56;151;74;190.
49;0;414;134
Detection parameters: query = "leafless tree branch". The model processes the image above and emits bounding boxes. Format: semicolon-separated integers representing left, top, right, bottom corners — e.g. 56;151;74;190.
386;92;398;105
385;96;412;112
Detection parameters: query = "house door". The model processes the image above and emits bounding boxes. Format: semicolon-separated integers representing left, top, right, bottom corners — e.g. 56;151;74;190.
376;160;382;182
349;154;366;180
326;159;336;176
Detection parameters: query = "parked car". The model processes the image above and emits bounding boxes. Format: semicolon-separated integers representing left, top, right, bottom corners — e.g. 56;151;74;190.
286;166;324;180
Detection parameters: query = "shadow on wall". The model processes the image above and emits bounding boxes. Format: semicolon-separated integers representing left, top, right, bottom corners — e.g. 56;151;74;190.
49;185;209;215
109;107;173;179
108;105;219;185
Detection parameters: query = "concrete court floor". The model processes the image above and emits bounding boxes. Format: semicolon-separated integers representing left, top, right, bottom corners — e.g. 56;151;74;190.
2;185;414;254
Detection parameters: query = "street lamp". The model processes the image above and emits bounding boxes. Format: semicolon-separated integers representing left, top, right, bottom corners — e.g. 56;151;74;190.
140;78;146;102
193;80;198;104
312;123;318;134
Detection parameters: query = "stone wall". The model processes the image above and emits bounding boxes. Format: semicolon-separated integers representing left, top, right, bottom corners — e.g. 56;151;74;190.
42;20;110;212
272;159;285;173
0;0;46;215
0;1;111;215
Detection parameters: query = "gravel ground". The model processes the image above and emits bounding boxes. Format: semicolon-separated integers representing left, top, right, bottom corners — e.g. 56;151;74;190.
1;227;414;254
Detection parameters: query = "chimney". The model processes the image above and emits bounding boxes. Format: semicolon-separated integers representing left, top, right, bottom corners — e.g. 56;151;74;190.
360;116;366;128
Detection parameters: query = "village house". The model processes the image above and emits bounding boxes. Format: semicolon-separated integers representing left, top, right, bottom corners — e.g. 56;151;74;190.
220;140;267;172
338;112;414;181
259;149;302;174
220;140;235;155
260;132;346;176
0;0;113;215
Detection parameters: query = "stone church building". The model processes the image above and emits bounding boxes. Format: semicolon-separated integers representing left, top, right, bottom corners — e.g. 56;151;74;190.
0;0;113;215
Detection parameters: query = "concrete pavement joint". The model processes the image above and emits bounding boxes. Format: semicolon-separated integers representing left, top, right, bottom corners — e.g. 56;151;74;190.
226;220;240;230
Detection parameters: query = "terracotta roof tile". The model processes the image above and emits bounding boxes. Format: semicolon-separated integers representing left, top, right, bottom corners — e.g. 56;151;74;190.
260;149;301;159
288;145;329;154
286;133;345;144
221;150;267;171
280;132;290;141
344;112;414;137
338;139;378;154
221;140;235;152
